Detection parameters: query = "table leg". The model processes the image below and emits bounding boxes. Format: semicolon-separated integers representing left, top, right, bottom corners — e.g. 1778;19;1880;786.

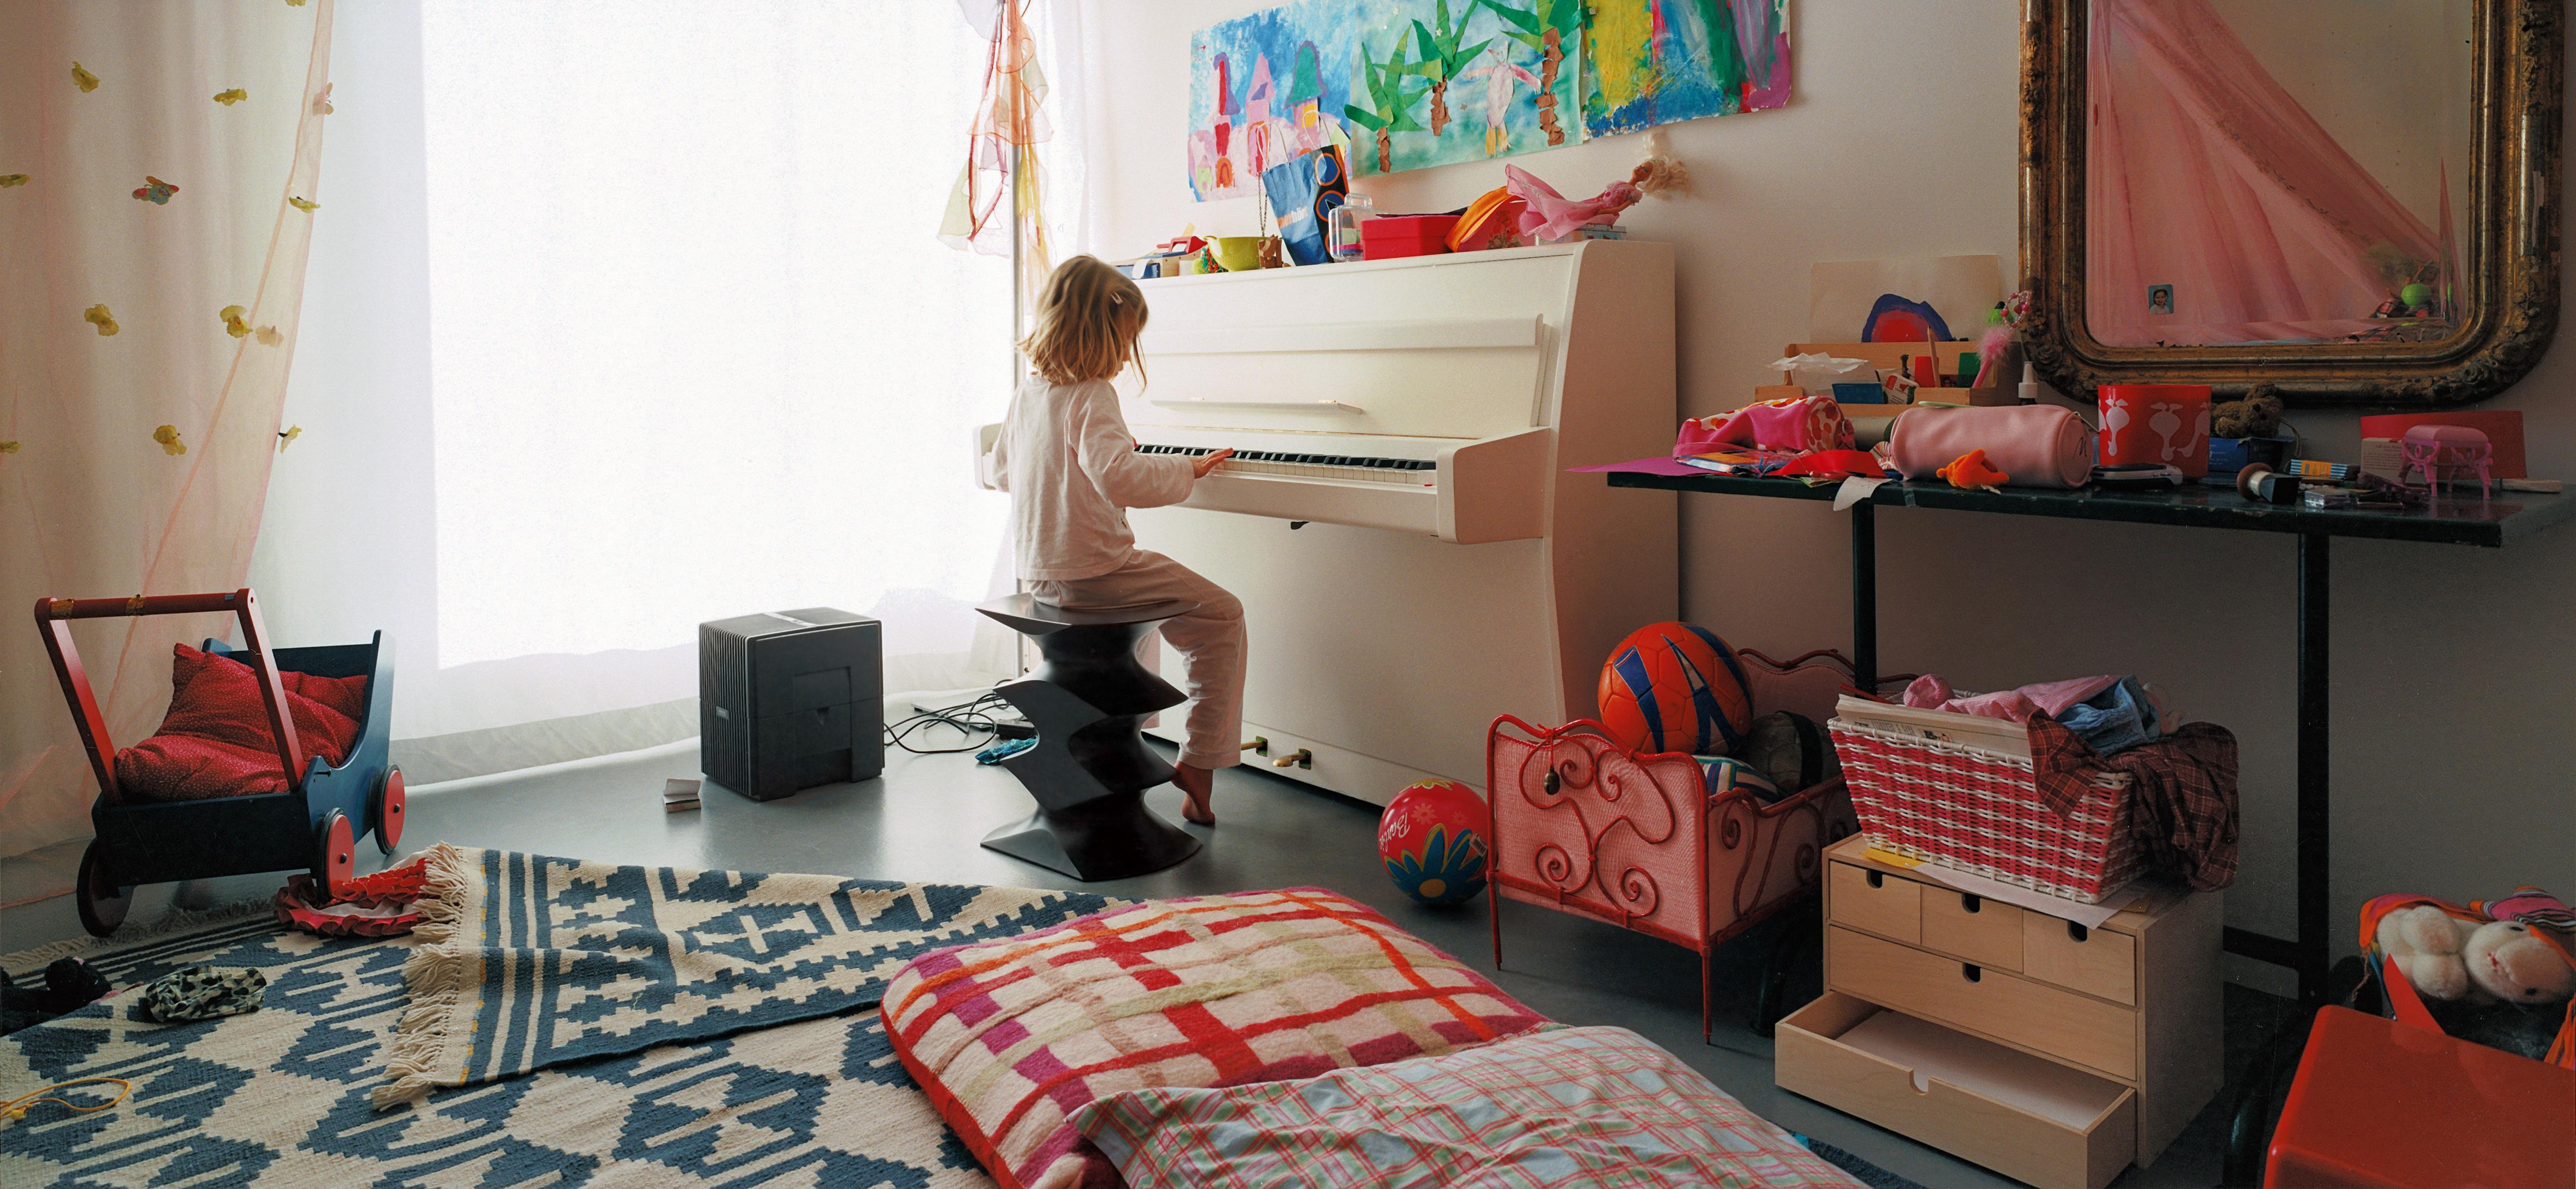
1852;501;1877;690
2294;531;2330;1005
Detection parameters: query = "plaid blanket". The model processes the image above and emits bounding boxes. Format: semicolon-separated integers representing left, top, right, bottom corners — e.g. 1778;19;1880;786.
1075;1025;1867;1188
880;887;1548;1189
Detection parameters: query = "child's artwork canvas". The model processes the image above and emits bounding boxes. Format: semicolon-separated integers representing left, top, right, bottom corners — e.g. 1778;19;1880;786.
1583;0;1793;139
1344;0;1584;178
1189;0;1791;196
1188;1;1356;200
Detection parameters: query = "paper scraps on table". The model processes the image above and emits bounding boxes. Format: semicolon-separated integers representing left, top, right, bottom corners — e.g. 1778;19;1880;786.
277;426;301;451
152;425;187;456
256;325;282;346
1832;476;1887;512
663;777;701;813
82;304;119;336
0;174;28;188
288;196;318;212
213;88;248;106
72;62;99;93
219;305;254;338
133;176;178;204
314;83;333;115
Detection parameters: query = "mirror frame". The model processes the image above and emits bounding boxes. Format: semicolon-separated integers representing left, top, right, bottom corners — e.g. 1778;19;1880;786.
2019;0;2564;409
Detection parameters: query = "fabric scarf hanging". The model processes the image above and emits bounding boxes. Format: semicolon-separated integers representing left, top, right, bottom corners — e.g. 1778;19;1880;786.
0;1;336;865
941;0;1054;325
2086;0;2450;347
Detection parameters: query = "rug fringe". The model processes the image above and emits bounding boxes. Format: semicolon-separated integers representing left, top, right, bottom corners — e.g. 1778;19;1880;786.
373;842;477;1110
1;898;277;975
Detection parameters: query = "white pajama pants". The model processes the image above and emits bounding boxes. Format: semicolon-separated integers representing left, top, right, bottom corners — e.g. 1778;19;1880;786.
1025;551;1246;770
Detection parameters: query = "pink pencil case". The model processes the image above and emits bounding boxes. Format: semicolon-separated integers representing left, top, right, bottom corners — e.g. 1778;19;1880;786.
1888;405;2095;488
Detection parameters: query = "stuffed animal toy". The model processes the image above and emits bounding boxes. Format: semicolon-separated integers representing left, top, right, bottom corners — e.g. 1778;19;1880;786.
2371;890;2576;1005
2211;383;2285;439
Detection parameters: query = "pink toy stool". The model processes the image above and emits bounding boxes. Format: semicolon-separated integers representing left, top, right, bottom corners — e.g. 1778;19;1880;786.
2398;424;2494;499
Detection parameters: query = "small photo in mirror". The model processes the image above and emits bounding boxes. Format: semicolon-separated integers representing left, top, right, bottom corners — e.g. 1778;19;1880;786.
2146;284;2175;316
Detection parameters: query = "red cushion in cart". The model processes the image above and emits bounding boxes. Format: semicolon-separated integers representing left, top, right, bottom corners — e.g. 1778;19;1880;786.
113;644;366;802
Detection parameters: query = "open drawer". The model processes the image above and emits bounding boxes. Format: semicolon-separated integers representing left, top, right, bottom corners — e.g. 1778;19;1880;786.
1777;993;2136;1189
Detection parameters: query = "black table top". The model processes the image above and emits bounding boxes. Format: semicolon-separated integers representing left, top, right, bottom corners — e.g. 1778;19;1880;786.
1603;467;2576;548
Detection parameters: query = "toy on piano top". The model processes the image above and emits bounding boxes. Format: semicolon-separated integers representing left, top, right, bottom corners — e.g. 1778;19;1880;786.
1377;778;1489;907
1596;622;1755;756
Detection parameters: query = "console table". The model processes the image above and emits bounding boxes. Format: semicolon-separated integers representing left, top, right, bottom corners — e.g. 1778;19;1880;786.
1598;464;2576;1177
1597;465;2576;1007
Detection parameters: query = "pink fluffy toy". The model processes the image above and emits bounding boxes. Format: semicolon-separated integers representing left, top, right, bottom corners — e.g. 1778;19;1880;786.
1505;151;1688;244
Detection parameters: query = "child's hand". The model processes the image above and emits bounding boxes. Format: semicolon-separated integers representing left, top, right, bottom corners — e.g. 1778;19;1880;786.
1191;448;1234;480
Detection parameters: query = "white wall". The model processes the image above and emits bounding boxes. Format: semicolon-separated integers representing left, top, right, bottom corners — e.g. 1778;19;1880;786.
1088;0;2575;990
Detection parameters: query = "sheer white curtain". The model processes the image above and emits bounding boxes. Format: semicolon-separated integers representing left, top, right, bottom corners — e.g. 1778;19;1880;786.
423;2;1013;672
243;2;1094;787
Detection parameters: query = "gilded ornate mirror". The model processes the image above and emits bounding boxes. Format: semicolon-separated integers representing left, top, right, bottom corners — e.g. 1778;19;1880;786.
2021;0;2563;407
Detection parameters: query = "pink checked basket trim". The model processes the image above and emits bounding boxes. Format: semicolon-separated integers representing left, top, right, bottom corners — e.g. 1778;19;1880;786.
1829;718;2139;903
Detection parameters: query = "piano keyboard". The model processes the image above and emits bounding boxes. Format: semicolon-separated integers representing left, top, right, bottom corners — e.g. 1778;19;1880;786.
1136;444;1435;486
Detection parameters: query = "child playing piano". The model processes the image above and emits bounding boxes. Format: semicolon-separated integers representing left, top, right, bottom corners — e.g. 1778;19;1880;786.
988;256;1241;826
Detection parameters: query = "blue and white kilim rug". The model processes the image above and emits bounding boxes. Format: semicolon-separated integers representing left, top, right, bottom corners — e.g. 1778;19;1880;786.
1;911;992;1186
382;845;1119;1107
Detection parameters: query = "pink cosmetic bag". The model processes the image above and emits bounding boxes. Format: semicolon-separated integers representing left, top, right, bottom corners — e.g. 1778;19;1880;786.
1888;404;2095;488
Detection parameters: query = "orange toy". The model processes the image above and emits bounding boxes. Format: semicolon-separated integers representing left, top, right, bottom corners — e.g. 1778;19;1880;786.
1938;448;2010;491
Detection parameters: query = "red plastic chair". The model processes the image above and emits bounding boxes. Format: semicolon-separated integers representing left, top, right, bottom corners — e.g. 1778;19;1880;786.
2265;1005;2573;1187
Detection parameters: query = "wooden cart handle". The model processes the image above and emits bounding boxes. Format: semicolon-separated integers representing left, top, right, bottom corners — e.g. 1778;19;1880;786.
33;588;303;801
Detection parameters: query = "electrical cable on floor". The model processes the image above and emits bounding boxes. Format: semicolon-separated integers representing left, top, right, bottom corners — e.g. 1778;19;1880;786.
883;691;1029;755
1;1077;131;1124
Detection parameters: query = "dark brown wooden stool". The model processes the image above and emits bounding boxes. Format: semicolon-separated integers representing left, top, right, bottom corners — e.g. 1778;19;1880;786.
974;594;1203;880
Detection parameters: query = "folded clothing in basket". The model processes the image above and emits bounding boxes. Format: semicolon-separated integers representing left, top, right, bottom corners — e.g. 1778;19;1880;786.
113;644;365;802
2031;717;2239;892
1905;673;2165;756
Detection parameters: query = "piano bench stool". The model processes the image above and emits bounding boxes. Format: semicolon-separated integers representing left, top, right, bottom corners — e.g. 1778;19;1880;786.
973;594;1204;881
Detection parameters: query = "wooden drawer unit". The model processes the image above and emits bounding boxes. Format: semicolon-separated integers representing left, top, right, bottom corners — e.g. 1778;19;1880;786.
1827;859;1921;944
1779;993;2136;1189
1798;836;2223;1179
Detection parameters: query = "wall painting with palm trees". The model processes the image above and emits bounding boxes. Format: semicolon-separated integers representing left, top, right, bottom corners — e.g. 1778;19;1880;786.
1188;0;1792;200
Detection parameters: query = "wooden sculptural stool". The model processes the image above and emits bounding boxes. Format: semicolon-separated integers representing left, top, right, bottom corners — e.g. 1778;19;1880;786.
974;594;1204;881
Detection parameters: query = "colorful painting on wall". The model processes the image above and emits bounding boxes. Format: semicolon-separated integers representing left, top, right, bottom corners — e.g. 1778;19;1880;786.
1344;0;1583;178
1188;0;1356;200
1188;0;1791;197
1584;0;1794;138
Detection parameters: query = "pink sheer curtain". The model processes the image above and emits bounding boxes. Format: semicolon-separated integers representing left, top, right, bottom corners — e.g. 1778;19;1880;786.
0;2;334;870
2087;0;2445;346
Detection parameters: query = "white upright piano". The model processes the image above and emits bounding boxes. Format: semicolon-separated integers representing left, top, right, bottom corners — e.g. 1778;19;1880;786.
985;241;1675;806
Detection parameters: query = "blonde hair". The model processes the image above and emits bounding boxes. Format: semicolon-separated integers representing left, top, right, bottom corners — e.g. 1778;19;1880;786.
1021;256;1148;386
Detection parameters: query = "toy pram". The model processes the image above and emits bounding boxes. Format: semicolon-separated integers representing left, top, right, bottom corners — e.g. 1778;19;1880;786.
35;588;402;936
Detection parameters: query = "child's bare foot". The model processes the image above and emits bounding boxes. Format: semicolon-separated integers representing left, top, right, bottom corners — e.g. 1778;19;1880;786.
1173;762;1216;826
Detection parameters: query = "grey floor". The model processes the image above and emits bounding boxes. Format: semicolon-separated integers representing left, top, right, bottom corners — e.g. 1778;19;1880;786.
3;735;2291;1188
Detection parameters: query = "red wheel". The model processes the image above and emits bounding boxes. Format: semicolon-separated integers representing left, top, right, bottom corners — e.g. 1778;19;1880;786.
374;767;406;854
75;841;128;938
315;810;357;899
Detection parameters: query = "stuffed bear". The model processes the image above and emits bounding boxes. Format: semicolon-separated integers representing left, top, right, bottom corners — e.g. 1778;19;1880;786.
2376;902;2576;1004
2211;383;2285;439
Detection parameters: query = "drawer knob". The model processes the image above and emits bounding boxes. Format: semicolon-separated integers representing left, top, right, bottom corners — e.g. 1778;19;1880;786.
1961;893;1982;913
1866;870;1885;889
2067;921;2090;943
1962;963;1982;982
